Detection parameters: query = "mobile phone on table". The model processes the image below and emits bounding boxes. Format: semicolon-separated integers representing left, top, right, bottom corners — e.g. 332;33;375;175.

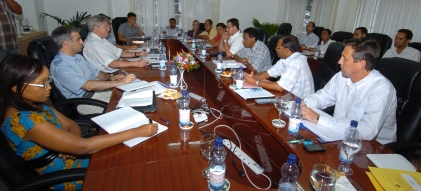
303;144;326;153
255;98;276;104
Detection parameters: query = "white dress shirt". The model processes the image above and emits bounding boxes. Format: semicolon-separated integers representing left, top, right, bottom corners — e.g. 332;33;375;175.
228;31;244;55
299;32;320;48
83;32;122;73
304;70;397;144
382;46;421;62
318;39;336;54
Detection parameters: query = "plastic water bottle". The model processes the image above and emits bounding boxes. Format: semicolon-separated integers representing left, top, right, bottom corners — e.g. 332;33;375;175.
209;137;227;190
236;66;244;89
179;90;190;126
288;98;301;136
278;154;299;191
169;62;178;87
153;29;157;42
313;44;320;59
145;40;150;53
201;42;207;57
191;37;196;50
339;120;359;164
217;52;224;63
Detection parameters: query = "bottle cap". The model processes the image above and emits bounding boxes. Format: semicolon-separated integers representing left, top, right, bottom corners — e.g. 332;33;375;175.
350;120;358;127
215;137;223;146
295;98;301;104
239;66;243;70
181;90;188;96
287;154;297;164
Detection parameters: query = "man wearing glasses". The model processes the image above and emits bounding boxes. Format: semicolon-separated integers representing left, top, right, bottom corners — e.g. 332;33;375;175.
218;18;244;58
244;35;314;99
51;26;136;114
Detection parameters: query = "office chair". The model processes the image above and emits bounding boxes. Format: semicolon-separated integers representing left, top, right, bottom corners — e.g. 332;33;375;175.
0;131;86;191
313;26;324;40
376;57;421;159
255;27;268;44
199;23;205;31
331;31;353;43
276;23;292;36
366;33;392;59
267;35;283;82
73;21;89;41
112;17;129;45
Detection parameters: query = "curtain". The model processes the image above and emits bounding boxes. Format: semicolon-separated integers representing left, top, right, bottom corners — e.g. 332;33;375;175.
311;0;336;29
179;0;218;32
371;0;421;42
285;0;307;36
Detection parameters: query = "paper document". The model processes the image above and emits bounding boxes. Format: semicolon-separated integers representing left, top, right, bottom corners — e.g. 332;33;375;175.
367;166;421;191
117;80;153;92
367;154;415;171
212;60;246;69
301;107;344;142
117;89;153;108
91;107;167;147
233;88;274;100
149;81;167;95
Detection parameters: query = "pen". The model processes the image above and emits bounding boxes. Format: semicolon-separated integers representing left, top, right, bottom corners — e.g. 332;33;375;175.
159;117;170;125
149;118;153;124
158;81;169;88
122;70;129;75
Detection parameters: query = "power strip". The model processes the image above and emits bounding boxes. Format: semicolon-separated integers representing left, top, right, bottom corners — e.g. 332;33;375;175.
222;139;264;175
254;135;272;173
189;92;205;102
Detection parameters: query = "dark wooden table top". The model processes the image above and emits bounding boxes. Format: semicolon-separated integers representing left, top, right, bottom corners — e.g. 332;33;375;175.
83;38;393;191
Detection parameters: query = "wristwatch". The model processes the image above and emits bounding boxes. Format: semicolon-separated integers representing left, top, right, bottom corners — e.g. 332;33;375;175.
108;74;114;80
223;39;227;43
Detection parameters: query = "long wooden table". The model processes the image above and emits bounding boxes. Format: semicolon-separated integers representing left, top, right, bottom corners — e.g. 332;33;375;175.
82;39;393;190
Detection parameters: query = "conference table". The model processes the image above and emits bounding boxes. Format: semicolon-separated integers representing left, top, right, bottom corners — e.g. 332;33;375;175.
82;38;393;190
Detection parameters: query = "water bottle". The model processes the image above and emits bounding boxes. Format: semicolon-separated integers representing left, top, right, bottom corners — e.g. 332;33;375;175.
288;98;301;136
313;44;320;59
278;154;299;191
339;120;359;164
159;54;167;70
169;62;178;86
217;52;224;63
153;29;157;41
236;66;244;89
209;137;227;190
201;42;207;57
179;90;190;126
145;40;150;53
191;37;196;50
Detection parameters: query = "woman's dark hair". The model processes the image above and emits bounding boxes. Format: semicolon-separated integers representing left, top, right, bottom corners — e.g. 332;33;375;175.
0;55;45;124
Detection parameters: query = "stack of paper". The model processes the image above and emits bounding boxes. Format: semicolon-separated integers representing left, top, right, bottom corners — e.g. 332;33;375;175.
367;154;415;171
300;107;344;142
212;60;246;69
91;107;167;147
366;166;420;191
117;80;153;92
117;89;153;108
233;88;274;100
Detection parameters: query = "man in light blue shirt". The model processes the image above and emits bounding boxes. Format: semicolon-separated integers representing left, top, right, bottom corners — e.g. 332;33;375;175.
298;21;320;48
51;26;136;114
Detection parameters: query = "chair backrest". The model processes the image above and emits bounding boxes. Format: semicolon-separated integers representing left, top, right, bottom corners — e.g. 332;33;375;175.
408;42;421;62
111;17;128;45
313;26;324;40
366;33;392;59
0;132;40;190
276;23;292;35
331;31;353;43
255;27;268;44
267;35;283;66
27;36;58;69
376;57;421;143
199;23;205;31
73;22;89;41
313;42;344;91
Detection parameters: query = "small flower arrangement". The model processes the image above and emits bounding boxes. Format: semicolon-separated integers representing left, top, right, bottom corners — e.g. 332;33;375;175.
172;50;200;72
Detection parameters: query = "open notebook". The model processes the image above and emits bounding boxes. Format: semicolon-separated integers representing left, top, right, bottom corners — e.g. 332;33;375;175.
91;107;167;147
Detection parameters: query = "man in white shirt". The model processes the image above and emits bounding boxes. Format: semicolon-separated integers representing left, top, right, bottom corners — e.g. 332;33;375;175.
219;18;244;58
301;38;397;144
298;21;319;48
163;18;183;37
83;15;148;73
244;35;314;99
382;29;420;62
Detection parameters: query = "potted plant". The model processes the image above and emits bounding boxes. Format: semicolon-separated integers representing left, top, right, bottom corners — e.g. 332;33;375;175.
40;11;91;26
252;18;279;40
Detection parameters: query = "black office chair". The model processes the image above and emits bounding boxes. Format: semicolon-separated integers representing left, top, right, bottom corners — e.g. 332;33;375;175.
267;35;283;82
276;23;292;35
255;27;268;44
73;21;89;41
112;17;129;45
366;33;392;59
0;131;86;191
199;23;205;31
375;57;421;159
27;36;107;136
408;42;421;62
313;26;324;40
331;31;353;43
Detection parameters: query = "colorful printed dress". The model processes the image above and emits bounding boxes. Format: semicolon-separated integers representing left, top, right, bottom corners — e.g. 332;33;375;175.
1;105;89;190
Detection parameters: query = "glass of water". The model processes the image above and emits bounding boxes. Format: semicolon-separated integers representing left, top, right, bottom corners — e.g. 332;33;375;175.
229;68;237;89
200;133;215;178
310;164;336;191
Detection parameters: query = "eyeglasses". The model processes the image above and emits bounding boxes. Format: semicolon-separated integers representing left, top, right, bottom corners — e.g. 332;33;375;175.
226;26;233;29
26;76;52;89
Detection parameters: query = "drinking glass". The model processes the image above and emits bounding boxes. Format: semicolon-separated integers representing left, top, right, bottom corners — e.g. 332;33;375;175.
229;68;237;89
200;133;216;178
310;164;336;191
273;96;286;128
337;131;362;175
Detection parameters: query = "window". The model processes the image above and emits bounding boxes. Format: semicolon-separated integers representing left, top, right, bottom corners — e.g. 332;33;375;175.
304;0;313;30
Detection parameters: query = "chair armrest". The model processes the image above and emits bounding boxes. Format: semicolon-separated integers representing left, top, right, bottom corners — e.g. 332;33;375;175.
53;98;108;110
12;168;86;191
385;142;421;153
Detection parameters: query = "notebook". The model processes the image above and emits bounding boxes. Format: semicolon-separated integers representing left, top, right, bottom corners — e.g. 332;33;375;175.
367;154;416;171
